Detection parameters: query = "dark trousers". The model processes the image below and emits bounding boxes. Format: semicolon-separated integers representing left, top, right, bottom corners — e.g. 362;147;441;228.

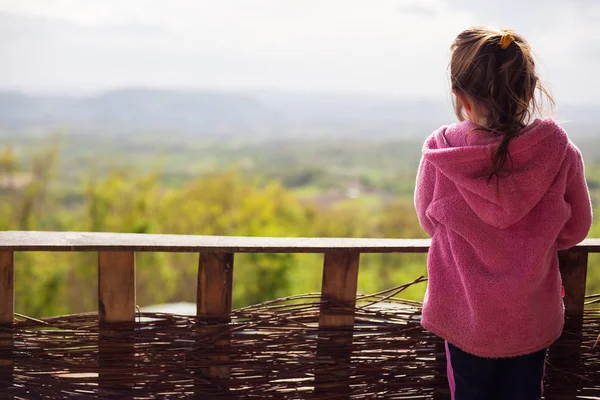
446;342;547;400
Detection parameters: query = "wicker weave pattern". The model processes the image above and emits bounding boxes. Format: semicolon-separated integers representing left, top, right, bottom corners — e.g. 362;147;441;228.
1;284;599;399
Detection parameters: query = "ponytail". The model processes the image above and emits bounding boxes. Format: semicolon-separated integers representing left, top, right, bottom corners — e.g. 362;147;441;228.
449;26;555;183
489;133;516;183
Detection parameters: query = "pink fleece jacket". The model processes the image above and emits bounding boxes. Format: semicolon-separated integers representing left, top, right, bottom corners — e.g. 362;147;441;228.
415;118;592;358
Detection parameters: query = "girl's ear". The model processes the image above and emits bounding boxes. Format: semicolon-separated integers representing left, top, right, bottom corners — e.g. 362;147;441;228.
453;90;473;116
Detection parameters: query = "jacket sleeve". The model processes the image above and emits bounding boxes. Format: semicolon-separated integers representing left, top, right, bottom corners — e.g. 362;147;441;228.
557;146;593;250
414;156;437;237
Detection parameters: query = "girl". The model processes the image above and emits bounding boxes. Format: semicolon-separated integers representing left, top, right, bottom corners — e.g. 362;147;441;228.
414;26;593;399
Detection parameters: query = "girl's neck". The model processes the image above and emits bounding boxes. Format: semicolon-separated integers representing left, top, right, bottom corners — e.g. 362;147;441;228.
468;116;489;129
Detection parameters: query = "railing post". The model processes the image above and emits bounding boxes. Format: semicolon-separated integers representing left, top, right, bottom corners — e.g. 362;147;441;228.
0;252;13;400
98;251;136;399
315;251;360;399
195;252;234;399
547;249;588;399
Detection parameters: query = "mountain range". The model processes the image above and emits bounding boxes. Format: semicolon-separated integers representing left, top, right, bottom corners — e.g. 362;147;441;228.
0;89;597;139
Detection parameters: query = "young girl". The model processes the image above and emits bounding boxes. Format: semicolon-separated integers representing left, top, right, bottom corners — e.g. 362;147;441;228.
414;26;593;399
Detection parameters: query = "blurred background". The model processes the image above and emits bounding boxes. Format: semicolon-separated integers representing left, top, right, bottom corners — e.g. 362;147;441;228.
1;0;598;317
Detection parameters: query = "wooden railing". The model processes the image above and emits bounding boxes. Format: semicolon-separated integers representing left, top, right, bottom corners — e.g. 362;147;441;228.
0;231;599;399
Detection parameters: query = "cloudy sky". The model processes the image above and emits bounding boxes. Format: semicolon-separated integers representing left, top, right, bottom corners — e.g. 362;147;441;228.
1;0;599;105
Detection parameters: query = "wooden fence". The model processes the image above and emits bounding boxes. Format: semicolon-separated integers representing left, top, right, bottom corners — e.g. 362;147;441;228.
0;231;599;399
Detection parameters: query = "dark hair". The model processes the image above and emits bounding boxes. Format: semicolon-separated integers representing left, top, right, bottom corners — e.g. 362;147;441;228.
450;26;554;182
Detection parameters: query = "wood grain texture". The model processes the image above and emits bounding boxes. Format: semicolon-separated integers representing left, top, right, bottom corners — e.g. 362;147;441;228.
547;249;589;399
0;252;13;326
196;252;234;398
559;250;588;316
98;251;136;324
98;251;136;399
318;252;360;328
197;252;234;320
315;251;360;399
2;231;599;253
0;251;13;398
0;231;432;253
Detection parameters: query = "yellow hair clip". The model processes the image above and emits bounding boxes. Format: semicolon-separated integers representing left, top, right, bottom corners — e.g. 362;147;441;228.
500;33;515;49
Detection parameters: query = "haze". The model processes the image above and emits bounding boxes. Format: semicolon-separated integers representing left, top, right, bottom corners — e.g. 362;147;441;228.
1;0;599;106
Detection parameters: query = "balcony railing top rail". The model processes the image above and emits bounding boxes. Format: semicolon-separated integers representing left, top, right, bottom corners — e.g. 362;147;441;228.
1;230;599;253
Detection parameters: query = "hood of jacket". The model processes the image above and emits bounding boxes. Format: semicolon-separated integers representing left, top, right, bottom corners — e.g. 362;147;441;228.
422;118;569;229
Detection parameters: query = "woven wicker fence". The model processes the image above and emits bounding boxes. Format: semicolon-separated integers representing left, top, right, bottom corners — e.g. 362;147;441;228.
1;278;599;399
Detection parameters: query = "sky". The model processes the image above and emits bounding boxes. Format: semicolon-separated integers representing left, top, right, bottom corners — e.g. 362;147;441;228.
0;0;599;105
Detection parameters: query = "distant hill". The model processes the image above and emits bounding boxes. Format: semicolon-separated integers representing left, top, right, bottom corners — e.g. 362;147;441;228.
0;89;266;135
0;89;455;138
0;89;597;139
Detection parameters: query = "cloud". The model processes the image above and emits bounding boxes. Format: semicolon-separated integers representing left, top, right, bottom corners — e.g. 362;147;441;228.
0;2;471;96
0;0;598;104
398;1;440;17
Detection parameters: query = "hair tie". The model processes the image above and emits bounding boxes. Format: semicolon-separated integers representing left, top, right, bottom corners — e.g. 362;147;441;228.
500;33;515;49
